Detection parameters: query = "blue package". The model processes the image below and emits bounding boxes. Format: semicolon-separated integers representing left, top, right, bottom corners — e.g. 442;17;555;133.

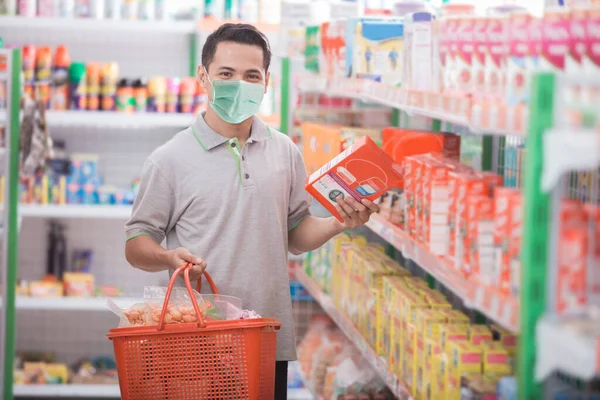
81;183;98;205
497;376;517;400
66;182;81;204
123;190;136;205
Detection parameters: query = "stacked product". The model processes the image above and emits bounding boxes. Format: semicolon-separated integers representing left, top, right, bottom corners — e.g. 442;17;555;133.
296;316;394;400
19;44;208;114
305;233;520;399
11;141;140;206
13;354;118;386
304;2;600;133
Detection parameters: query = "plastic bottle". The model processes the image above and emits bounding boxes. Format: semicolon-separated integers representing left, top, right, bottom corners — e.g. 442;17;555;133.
22;45;36;101
165;77;180;113
121;0;138;19
193;79;207;115
17;0;36;16
137;0;153;19
178;77;195;113
101;62;119;111
133;78;148;112
116;78;133;112
51;45;71;111
86;63;101;111
147;77;166;112
69;62;87;110
154;0;166;20
35;46;52;108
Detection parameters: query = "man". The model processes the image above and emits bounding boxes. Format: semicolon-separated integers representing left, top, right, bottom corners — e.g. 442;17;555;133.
124;23;379;399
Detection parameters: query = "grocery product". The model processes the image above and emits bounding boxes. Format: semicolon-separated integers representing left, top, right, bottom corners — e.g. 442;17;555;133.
305;135;402;222
355;19;404;85
86;62;102;111
133;78;148;112
35;46;52;108
63;272;95;297
468;324;493;345
69;62;87;110
116;78;133;112
506;11;534;105
51;45;71;111
402;11;435;91
166;77;180;113
493;187;520;294
101;62;119;111
445;341;482;399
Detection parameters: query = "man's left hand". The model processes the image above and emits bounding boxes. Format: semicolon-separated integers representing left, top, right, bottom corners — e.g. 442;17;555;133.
335;196;380;230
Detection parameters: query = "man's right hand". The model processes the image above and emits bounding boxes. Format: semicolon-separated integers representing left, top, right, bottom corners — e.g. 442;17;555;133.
165;247;207;281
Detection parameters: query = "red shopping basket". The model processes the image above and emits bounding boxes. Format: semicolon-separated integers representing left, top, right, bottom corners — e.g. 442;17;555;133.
107;263;281;400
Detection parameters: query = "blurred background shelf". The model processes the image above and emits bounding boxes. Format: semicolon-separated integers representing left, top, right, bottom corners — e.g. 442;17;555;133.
19;205;132;219
13;384;120;397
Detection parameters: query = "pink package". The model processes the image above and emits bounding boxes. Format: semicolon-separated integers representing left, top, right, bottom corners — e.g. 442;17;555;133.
540;8;569;73
506;12;533;105
483;16;508;102
472;17;487;97
454;16;475;94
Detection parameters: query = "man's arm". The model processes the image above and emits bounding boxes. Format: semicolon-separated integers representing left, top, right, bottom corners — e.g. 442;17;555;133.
124;159;206;279
125;235;206;277
288;196;379;253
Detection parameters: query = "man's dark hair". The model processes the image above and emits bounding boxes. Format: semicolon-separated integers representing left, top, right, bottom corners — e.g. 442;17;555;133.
202;23;272;72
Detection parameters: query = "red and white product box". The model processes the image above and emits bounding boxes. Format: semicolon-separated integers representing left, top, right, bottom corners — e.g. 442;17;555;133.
422;159;451;255
432;19;444;94
493;187;520;295
584;204;600;304
509;192;523;297
541;8;570;73
447;171;464;263
454;174;487;272
566;7;587;104
583;7;600;105
466;195;494;281
454;16;476;94
472;17;488;97
404;155;430;239
444;17;460;95
478;171;504;196
557;227;588;314
484;16;508;102
414;155;432;242
506;12;533;105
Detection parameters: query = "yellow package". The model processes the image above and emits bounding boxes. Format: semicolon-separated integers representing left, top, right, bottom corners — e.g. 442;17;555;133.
440;324;469;352
421;338;442;400
490;324;518;356
63;272;95;297
417;309;447;340
414;333;428;399
469;325;493;346
403;321;418;396
446;342;483;400
420;289;452;309
482;342;512;375
382;276;404;364
429;352;446;399
29;281;64;297
441;309;470;325
405;276;429;290
44;363;70;384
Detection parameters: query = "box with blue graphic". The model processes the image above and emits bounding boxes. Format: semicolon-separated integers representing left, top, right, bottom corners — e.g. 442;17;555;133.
354;20;404;85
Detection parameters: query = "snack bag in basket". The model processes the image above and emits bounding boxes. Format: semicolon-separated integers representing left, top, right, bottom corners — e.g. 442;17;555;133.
144;286;208;325
106;299;148;327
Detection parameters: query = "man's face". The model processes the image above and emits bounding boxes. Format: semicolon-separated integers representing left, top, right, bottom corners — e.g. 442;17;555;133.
198;41;270;102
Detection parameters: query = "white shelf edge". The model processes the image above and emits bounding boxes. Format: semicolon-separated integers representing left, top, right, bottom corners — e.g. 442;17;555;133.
13;384;120;397
0;15;195;33
14;296;138;311
44;110;195;128
19;204;132;219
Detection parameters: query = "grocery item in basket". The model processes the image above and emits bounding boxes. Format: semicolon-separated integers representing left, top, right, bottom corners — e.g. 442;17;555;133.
240;309;261;319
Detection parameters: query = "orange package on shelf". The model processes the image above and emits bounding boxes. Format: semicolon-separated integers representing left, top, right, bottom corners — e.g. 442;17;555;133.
301;123;343;176
305;136;402;222
404;154;432;241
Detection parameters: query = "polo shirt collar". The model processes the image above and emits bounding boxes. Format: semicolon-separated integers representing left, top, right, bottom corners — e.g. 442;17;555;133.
192;113;272;151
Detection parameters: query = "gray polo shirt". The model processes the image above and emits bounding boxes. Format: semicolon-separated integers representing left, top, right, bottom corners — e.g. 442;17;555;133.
125;113;311;361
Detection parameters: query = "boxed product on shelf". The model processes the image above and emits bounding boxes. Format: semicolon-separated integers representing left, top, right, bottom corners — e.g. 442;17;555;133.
29;281;64;297
305;135;402;222
63;272;95;297
354;19;404;85
444;341;483;399
469;324;493;345
402;11;435;92
481;341;512;375
493;187;521;294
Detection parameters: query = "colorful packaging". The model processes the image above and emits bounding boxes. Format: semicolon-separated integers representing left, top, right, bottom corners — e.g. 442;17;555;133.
540;8;569;73
29;281;64;297
178;77;195;114
444;17;460;93
440;324;468;352
69;62;86;110
453;173;487;271
86;63;102;111
355;20;404;84
483;16;507;101
50;45;70;110
116;79;133;113
509;192;523;296
441;309;470;326
133;79;148;112
166;77;180;113
566;7;586;104
421;158;451;254
403;321;418;393
63;272;95;297
467;195;494;280
100;62;119;111
583;7;600;105
305;25;321;74
35;46;52;107
490;324;518;355
506;12;534;105
493;187;520;293
305;136;402;222
454;16;475;94
468;324;493;345
445;341;482;399
482;341;512;375
472;17;488;98
557;226;588;314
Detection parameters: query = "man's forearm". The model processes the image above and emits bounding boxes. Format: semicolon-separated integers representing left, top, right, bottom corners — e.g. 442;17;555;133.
288;216;345;254
125;235;170;272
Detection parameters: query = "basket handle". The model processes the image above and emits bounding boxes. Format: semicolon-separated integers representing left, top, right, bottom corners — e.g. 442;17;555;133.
157;263;211;330
195;269;219;295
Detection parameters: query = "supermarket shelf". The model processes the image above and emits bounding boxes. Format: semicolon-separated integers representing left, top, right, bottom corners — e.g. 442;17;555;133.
295;268;412;400
197;18;279;33
13;384;120;397
14;296;138;311
366;213;519;333
297;75;526;137
19;204;132;219
0;15;195;33
542;128;600;192
536;314;600;381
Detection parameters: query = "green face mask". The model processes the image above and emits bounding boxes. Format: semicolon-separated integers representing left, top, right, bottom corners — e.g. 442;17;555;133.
205;70;265;124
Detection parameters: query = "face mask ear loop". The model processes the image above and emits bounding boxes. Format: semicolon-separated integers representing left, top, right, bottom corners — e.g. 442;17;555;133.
203;66;216;104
